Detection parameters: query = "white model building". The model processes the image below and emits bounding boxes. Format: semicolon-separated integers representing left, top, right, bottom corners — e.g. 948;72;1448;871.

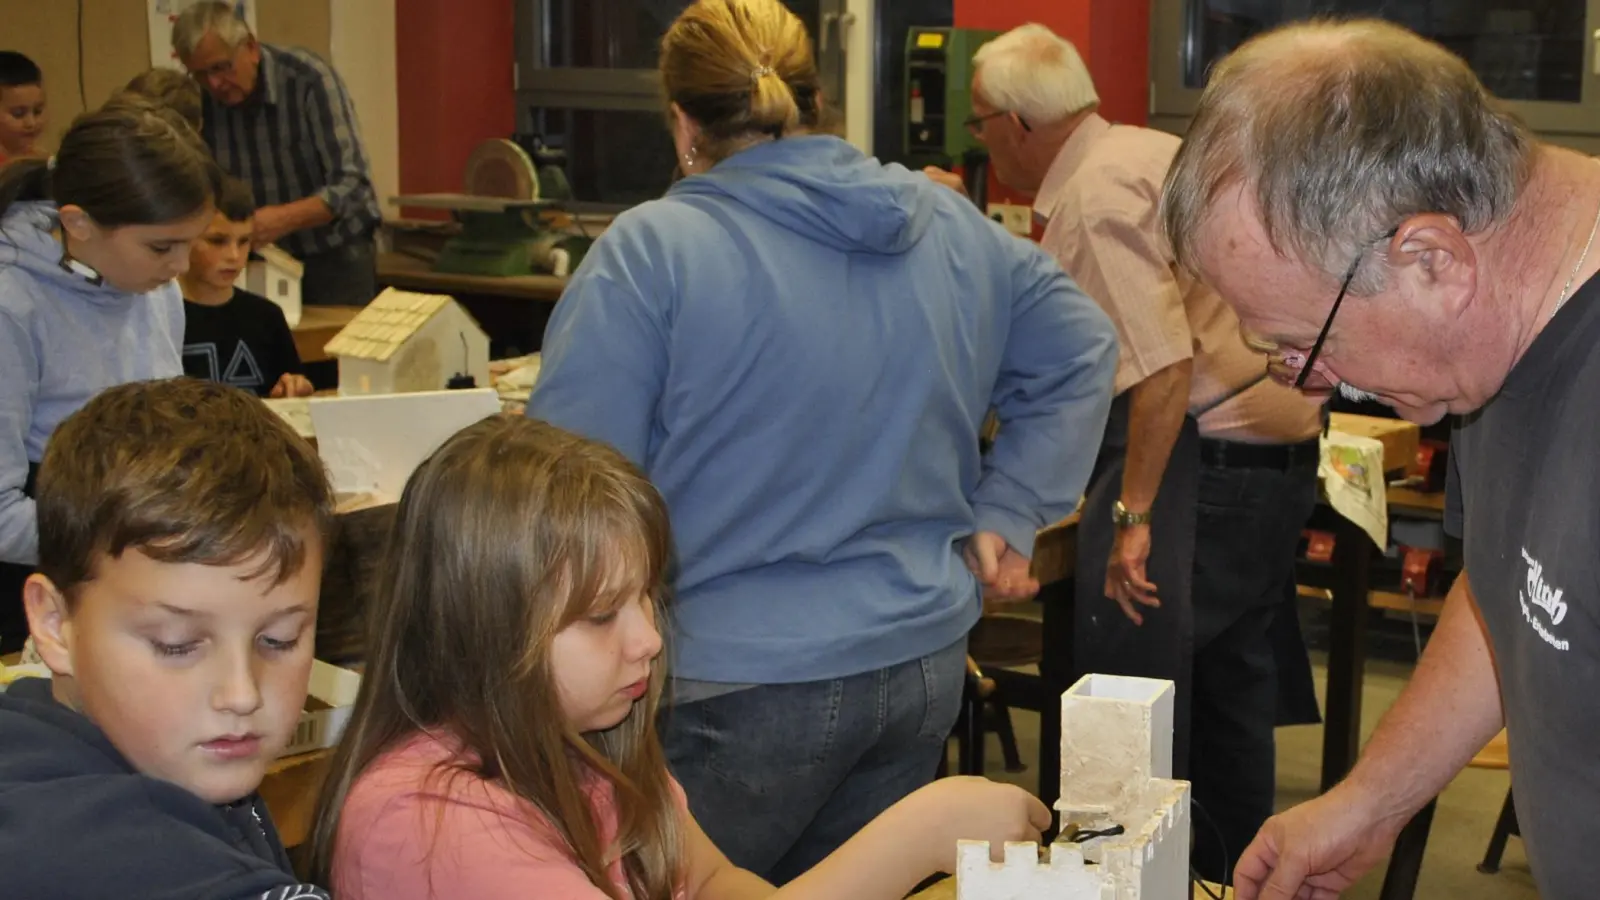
957;675;1191;900
324;288;491;396
236;244;303;327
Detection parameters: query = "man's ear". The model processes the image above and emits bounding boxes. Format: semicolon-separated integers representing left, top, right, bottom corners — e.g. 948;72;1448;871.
24;574;75;678
1388;213;1476;317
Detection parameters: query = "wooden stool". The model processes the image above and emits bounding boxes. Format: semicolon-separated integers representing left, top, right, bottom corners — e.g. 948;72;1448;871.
1378;729;1513;900
950;613;1042;775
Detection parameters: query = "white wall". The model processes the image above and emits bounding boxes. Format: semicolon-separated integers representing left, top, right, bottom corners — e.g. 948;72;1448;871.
330;0;400;216
844;0;876;153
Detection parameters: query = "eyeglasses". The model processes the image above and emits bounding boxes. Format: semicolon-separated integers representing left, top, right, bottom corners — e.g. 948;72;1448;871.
1240;227;1398;392
190;57;237;83
963;110;1031;138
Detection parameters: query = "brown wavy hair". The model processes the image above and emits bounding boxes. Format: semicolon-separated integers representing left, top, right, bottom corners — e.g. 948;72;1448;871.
307;415;682;899
661;0;828;164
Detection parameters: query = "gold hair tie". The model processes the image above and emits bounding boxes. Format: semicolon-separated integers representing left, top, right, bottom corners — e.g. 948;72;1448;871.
751;65;774;83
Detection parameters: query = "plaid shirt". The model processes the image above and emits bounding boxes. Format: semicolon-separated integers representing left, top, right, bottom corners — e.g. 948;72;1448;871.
202;44;381;259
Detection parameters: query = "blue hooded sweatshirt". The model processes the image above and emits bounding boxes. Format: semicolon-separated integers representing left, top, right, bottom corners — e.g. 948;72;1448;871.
528;136;1116;683
0;202;184;564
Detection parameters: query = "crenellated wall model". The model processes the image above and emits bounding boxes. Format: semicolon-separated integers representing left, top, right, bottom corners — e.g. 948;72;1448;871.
957;674;1191;900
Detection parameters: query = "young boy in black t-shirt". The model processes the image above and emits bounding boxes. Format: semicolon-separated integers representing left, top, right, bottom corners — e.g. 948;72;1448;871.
180;178;314;398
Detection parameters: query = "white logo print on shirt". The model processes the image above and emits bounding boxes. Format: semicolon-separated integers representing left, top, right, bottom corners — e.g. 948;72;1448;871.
1520;547;1570;652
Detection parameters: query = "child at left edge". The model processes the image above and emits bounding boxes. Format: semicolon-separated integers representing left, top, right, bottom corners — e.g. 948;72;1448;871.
0;51;45;165
180;176;314;398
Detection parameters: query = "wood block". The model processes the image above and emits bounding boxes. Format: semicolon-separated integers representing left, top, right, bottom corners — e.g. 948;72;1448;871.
1471;730;1509;770
1328;413;1420;475
259;750;334;850
1030;513;1080;586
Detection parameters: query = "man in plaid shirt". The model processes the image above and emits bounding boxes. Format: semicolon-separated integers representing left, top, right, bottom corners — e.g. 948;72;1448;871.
173;2;381;307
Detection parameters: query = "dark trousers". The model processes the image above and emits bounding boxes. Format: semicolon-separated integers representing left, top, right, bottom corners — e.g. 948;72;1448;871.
0;462;39;654
1074;394;1200;779
1189;452;1319;884
661;638;966;885
300;236;377;307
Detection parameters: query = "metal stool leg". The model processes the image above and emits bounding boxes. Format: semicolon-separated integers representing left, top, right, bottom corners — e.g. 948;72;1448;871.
1478;788;1518;874
1379;798;1437;900
956;674;986;776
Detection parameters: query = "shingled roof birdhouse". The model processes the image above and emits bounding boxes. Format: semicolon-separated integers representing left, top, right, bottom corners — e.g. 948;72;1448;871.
324;288;490;396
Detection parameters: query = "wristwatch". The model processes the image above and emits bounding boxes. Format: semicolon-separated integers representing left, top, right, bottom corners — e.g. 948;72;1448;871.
1112;500;1152;528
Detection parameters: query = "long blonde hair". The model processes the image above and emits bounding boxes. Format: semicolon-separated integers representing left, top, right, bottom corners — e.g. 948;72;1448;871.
307;416;683;900
661;0;826;164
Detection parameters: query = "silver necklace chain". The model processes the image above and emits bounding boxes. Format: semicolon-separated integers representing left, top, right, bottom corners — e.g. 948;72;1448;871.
1551;158;1600;317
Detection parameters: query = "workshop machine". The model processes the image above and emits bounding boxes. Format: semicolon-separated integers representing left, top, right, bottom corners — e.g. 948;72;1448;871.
904;27;1000;206
389;137;594;277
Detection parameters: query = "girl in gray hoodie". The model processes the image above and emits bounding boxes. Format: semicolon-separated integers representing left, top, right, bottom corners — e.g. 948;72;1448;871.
0;97;220;652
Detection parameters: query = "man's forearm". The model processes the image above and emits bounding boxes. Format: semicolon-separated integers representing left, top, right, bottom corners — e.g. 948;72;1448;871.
1343;571;1503;822
272;197;334;233
1120;359;1193;511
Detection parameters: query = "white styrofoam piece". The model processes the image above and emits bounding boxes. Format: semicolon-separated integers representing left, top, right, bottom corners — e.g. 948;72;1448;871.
956;842;1107;900
1059;674;1174;819
308;388;500;501
281;659;362;758
260;397;314;439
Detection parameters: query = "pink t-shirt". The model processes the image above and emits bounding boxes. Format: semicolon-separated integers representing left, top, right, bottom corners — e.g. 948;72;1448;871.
333;730;689;900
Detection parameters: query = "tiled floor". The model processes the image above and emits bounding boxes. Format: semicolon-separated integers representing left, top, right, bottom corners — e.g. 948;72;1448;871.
964;653;1538;899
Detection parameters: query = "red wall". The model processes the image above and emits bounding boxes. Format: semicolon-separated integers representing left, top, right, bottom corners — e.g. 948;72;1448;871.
395;0;517;218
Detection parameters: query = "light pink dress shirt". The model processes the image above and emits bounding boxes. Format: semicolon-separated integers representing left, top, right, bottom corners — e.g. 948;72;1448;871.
1034;113;1322;444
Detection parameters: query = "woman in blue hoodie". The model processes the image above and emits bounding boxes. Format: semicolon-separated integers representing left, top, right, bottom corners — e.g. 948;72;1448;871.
0;98;219;652
526;0;1119;881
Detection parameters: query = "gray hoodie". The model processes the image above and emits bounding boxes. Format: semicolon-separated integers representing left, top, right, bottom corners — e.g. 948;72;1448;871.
0;202;184;564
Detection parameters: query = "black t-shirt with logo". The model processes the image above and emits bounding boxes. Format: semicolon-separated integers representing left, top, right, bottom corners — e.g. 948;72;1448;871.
1446;271;1600;898
181;289;303;398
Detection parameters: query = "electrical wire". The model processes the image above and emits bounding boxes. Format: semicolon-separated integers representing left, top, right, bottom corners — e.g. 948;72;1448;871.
1190;797;1230;899
1065;824;1125;844
76;0;88;110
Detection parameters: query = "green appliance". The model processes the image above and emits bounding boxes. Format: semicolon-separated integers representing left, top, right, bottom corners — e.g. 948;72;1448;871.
904;27;1000;167
390;138;591;278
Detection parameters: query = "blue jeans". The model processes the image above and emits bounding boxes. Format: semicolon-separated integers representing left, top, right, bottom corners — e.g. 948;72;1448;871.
661;637;966;884
1189;457;1318;884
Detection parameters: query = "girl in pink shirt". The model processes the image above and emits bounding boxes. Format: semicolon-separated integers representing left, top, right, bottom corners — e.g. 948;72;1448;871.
305;414;1049;900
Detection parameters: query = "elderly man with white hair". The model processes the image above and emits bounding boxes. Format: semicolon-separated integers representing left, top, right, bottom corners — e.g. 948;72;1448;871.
931;23;1325;884
173;2;380;307
1162;19;1600;900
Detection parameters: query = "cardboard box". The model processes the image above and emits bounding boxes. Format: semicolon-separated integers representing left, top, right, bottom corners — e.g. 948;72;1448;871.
283;659;361;758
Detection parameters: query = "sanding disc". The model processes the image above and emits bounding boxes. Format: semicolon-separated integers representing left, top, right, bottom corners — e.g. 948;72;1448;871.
463;139;540;201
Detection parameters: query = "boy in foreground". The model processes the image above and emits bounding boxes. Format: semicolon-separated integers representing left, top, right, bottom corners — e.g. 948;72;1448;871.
0;377;335;899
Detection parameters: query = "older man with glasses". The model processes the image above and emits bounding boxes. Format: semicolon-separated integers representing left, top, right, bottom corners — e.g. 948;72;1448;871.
928;23;1325;885
172;2;380;307
1163;19;1600;900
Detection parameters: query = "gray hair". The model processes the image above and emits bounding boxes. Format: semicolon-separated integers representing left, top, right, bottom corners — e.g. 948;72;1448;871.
172;1;255;62
972;23;1098;124
1161;19;1533;293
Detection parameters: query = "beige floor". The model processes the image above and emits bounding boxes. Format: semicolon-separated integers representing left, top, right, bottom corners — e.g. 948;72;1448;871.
969;653;1538;899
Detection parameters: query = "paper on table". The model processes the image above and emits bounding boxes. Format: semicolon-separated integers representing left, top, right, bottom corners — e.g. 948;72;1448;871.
1320;431;1388;549
262;397;315;439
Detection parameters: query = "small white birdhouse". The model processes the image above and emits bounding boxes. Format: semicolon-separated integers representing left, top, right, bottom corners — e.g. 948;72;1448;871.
324;288;491;396
235;244;304;327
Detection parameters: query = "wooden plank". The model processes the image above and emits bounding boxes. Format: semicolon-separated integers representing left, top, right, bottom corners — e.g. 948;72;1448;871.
292;306;362;364
259;749;334;850
1029;513;1079;586
1328;413;1419;474
1297;584;1446;618
910;875;1220;899
376;252;566;302
1386;485;1446;518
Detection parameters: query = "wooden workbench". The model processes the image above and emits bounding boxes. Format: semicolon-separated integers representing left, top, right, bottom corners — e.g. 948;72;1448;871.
911;875;1220;899
291;306;362;364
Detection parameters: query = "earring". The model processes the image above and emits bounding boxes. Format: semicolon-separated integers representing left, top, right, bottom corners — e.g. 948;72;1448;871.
683;145;698;173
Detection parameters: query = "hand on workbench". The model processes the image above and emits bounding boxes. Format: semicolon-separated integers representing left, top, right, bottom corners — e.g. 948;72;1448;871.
922;166;969;198
1233;784;1404;900
270;372;315;398
964;531;1040;603
1105;524;1159;624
